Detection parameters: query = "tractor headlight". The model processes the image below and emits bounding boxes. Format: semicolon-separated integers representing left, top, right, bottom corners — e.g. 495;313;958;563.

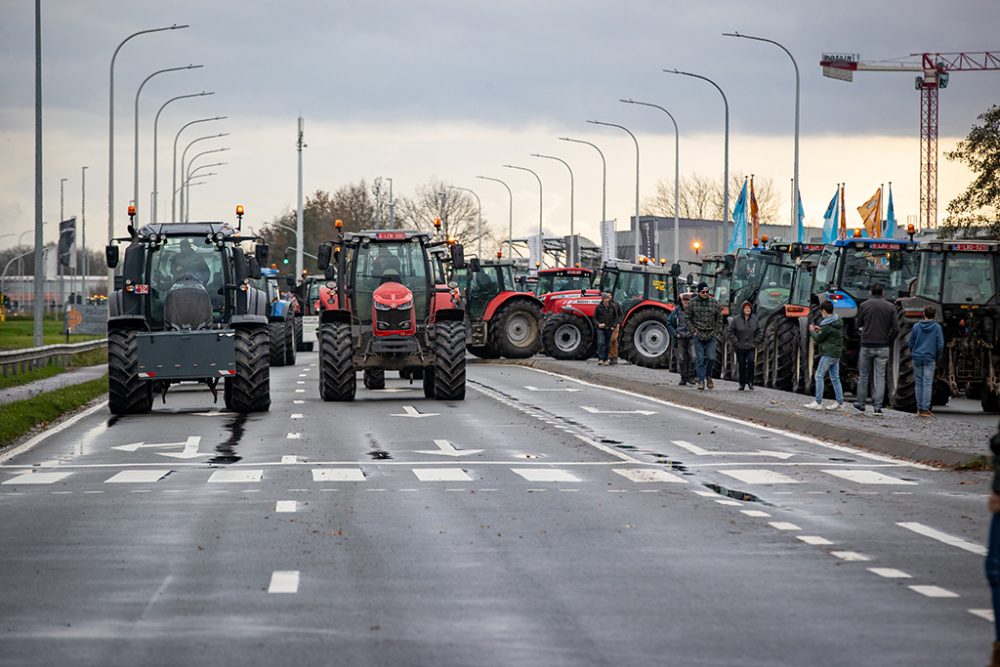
374;301;391;311
397;301;412;310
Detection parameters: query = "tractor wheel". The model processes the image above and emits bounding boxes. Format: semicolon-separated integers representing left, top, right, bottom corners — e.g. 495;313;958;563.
269;321;288;366
932;380;951;407
712;328;726;380
319;322;356;401
225;326;271;413
890;323;917;412
620;307;672;368
489;300;542;358
982;389;1000;413
294;316;306;352
772;318;800;391
468;344;500;359
541;313;595;360
422;366;435;398
284;319;297;365
364;368;386;390
754;321;771;387
108;329;153;415
431;320;466;400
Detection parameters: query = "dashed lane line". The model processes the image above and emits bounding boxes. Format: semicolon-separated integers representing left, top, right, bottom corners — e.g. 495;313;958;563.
741;510;771;518
267;570;300;594
769;522;801;531
797;536;834;546
868;568;912;579
830;551;871;562
275;501;297;513
897;521;987;556
909;585;959;599
105;470;171;484
823;470;917;485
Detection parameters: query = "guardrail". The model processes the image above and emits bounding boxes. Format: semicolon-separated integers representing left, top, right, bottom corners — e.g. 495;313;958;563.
0;339;108;377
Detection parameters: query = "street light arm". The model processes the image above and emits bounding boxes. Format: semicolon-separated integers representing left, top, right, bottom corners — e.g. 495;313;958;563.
171;116;226;220
475;176;514;254
587;120;641;260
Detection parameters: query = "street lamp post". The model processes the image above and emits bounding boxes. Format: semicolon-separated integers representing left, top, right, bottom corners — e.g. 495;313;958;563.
387;177;395;228
81;165;88;284
133;64;202;223
448;186;483;256
588;120;640;261
180;135;228;221
108;24;189;294
183;176;215;221
171;117;226;221
620;99;680;263
59;177;67;322
723;31;800;239
475;176;513;256
152;91;213;223
502;164;544;268
530;153;576;265
296;117;306;278
558;136;606;223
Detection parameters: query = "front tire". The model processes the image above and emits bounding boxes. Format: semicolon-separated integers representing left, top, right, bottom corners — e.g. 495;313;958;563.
772;318;800;391
541;313;595;360
489;300;542;358
432;320;466;400
620;307;672;368
294;316;306;352
890;323;916;412
284;319;297;365
108;329;153;415
269;321;288;366
319;322;356;401
225;326;270;412
364;368;386;390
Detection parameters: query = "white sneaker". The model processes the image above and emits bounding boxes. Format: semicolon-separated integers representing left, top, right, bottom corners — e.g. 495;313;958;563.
825;402;843;410
804;402;824;410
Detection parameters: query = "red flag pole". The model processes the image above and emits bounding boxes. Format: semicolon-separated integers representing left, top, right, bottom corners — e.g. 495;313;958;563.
839;183;847;240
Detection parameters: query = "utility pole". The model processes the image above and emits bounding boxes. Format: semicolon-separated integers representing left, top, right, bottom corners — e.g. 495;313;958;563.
60;177;67;340
81;166;88;292
32;0;43;346
387;177;395;228
296;116;305;279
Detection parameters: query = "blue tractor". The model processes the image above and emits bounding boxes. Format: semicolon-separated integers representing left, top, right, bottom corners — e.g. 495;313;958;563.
260;267;297;366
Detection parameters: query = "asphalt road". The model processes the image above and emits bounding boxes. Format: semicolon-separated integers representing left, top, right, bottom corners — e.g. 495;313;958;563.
0;351;993;666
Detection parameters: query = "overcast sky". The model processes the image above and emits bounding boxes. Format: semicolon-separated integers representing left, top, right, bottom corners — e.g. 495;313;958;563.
1;0;998;255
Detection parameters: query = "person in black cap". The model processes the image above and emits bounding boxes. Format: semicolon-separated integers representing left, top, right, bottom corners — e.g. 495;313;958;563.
685;281;722;390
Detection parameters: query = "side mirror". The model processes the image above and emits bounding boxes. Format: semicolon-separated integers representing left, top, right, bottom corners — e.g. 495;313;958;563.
324;264;336;280
105;245;120;269
791;245;803;261
255;243;269;267
468;257;481;273
670;263;682;277
247;257;262;280
450;243;466;270
723;254;736;272
317;243;332;270
686;273;694;285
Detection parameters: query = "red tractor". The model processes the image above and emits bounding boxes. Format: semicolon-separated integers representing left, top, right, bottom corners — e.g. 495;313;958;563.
540;260;682;367
456;257;544;359
315;228;467;400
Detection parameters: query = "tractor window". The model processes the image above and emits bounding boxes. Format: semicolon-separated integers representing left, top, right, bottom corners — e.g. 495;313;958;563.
842;247;919;301
354;241;429;323
500;265;516;292
790;265;816;307
756;264;795;317
943;254;995;304
466;266;501;319
915;253;944;301
648;275;671;303
613;271;644;304
817;247;839;291
148;236;226;327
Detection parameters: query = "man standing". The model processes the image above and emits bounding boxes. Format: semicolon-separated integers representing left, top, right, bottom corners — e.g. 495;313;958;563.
608;298;625;365
806;300;845;410
667;294;695;385
686;282;722;391
853;283;897;415
593;292;619;366
909;305;945;416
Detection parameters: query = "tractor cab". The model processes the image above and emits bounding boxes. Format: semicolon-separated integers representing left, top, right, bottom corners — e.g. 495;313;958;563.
815;237;920;317
534;267;594;297
458;257;544;359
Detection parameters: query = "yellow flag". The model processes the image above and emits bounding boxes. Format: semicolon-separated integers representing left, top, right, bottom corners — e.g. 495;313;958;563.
856;187;882;238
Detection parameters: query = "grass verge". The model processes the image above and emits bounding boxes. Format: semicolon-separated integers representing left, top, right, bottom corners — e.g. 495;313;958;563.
0;347;107;391
0;316;102;350
0;375;107;448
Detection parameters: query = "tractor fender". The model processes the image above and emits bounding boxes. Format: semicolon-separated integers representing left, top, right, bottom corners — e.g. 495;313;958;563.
231;313;268;326
557;295;602;319
622;299;674;323
270;300;290;320
431;307;465;323
483;292;543;322
107;316;148;332
825;290;858;319
895;295;929;323
432;287;460;313
320;309;352;325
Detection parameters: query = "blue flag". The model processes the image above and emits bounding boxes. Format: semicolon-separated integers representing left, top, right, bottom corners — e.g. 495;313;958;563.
727;180;748;254
796;190;805;243
821;188;839;244
884;185;896;238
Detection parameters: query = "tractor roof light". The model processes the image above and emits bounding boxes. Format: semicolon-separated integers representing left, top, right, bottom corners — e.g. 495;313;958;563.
127;204;136;218
659;258;667;266
434;217;442;229
236;204;245;217
496;250;502;258
853;228;863;238
335;219;343;229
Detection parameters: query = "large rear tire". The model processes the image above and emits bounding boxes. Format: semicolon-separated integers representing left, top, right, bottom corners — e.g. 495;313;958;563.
284;319;296;365
432;320;466;400
772;318;800;391
541;313;595;360
108;329;153;415
489;300;542;358
620;307;672;368
319;322;356;401
294;316;306;352
363;368;386;390
890;323;916;412
225;326;271;413
269;321;288;366
467;344;500;359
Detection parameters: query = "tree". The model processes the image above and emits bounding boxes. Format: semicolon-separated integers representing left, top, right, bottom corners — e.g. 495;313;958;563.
642;172;780;224
940;105;1000;238
394;179;496;251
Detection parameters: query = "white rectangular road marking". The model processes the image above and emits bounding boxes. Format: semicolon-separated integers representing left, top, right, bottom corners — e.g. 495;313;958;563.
719;469;801;485
830;551;871;562
293;400;304;404
280;456;299;464
715;499;743;506
823;470;917;485
413;468;473;482
613;468;686;484
295;389;305;393
797;536;834;546
692;490;718;497
105;470;170;484
970;609;995;622
909;585;959;599
296;381;305;385
741;510;772;518
287;433;301;440
897;521;987;556
2;472;72;485
312;469;365;482
275;501;297;513
267;570;300;594
298;374;307;377
208;470;263;483
868;567;912;579
290;413;304;419
512;469;580;483
769;521;801;531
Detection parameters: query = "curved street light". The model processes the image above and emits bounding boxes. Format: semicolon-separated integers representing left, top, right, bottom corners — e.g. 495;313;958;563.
530;153;576;265
587;120;640;260
182;144;229;220
179;134;228;221
152;91;213;222
475;176;513;256
447;186;483;256
558;137;607;224
502;164;545;268
171;117;226;220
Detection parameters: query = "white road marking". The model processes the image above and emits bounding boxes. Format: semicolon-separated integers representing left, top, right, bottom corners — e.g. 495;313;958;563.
293;400;304;404
280;456;299;464
105;470;170;484
769;521;801;531
823;470;917;485
392;405;440;418
295;389;305;393
413;468;473;482
830;551;871;561
868;568;912;579
296;381;305;385
512;469;580;483
613;468;686;484
113;436;207;459
208;470;263;483
581;406;657;416
672;440;794;460
970;609;995;622
414;439;483;457
692;490;718;497
290;413;304;419
741;510;771;518
312;469;365;482
299;368;310;372
524;385;581;392
287;433;301;440
909;585;959;598
298;374;308;377
897;521;987;556
0;400;107;464
719;469;801;485
797;536;834;545
268;570;300;594
275;501;296;513
2;472;72;485
715;499;743;506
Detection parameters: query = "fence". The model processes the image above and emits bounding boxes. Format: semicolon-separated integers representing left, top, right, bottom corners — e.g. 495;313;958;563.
0;339;107;377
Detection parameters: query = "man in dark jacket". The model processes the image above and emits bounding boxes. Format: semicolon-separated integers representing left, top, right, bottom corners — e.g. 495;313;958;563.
853;283;897;415
667;294;695;385
806;300;845;409
727;300;763;390
909;305;945;416
685;282;722;390
593;292;620;366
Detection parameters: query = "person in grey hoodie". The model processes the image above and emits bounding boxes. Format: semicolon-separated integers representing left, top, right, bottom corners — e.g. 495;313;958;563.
908;305;945;416
727;300;763;390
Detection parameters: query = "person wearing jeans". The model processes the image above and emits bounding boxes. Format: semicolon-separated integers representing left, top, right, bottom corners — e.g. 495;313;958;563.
727;300;763;391
667;295;695;385
806;300;845;409
853;283;897;415
909;305;945;416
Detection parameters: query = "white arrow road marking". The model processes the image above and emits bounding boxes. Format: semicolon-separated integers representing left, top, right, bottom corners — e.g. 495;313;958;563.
391;405;440;418
414;439;483;457
112;436;207;459
524;385;581;392
672;440;795;460
897;521;987;556
582;406;657;416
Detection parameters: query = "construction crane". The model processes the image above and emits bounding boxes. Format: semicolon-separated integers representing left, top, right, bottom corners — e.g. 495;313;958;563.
820;51;999;230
